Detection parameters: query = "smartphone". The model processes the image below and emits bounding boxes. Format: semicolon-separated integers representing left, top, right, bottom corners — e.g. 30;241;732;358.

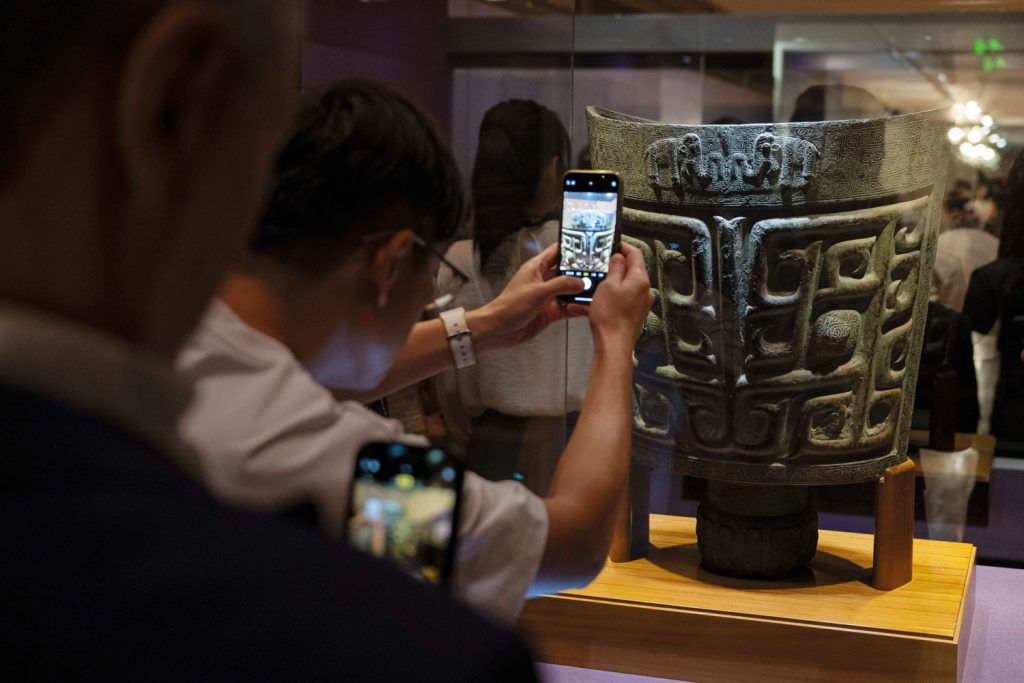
346;442;464;588
558;170;624;304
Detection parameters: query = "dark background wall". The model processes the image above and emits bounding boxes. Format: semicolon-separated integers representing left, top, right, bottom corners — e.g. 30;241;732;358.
303;0;452;136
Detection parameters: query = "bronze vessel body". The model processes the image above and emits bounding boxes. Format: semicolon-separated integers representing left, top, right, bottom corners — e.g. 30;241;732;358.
587;106;949;577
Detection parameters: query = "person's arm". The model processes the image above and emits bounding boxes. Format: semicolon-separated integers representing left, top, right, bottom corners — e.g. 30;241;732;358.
533;243;654;592
337;244;586;403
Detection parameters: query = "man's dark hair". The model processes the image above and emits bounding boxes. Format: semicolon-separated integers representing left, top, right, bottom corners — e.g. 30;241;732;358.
471;100;569;268
254;79;468;278
944;194;968;213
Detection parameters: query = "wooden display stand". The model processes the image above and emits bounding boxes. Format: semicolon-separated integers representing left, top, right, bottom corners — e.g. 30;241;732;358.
613;458;917;590
521;514;976;683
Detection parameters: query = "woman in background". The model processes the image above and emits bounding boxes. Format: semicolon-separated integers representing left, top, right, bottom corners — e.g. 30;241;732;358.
437;100;592;496
964;150;1024;440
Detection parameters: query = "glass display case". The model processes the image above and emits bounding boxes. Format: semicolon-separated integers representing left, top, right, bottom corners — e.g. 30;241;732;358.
304;4;1024;677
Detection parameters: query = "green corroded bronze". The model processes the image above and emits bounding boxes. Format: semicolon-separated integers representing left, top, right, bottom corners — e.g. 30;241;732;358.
588;106;949;576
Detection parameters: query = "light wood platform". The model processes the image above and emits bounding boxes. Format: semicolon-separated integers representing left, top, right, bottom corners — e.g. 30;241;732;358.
521;514;976;683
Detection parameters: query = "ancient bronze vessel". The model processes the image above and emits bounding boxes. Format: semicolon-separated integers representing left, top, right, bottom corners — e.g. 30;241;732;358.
588;106;949;578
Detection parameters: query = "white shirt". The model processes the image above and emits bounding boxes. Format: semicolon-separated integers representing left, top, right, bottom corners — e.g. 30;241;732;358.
176;300;549;622
437;220;593;419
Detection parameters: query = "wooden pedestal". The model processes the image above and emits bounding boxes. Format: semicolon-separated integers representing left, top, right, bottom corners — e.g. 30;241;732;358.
521;515;976;683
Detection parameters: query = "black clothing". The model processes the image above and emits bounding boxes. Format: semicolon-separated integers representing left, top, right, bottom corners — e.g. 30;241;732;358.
912;302;979;434
964;257;1024;439
0;386;537;682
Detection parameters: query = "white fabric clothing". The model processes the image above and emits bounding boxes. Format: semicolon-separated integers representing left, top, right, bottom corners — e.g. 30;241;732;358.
0;304;195;472
177;300;549;622
930;247;967;311
436;220;593;419
935;228;999;311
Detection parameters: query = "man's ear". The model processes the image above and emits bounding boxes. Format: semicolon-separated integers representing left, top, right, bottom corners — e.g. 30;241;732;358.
116;3;232;213
368;230;415;308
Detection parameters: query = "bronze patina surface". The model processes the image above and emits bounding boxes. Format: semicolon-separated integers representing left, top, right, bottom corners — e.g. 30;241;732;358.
588;107;949;576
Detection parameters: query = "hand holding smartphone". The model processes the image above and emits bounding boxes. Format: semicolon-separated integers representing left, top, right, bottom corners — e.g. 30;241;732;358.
558;170;624;304
346;442;464;588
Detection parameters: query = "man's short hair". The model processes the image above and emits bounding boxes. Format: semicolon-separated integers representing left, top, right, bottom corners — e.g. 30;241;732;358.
253;80;468;278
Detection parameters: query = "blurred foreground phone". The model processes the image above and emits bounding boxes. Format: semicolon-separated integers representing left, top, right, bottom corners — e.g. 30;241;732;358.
346;442;464;588
558;170;624;304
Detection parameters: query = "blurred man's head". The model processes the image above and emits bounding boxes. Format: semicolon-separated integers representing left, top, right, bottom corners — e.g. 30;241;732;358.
0;1;302;356
230;79;468;390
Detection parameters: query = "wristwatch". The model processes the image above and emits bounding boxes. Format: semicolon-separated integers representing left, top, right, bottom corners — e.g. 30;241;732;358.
439;307;476;369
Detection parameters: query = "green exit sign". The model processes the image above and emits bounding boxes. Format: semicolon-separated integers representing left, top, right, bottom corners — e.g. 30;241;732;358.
974;38;1007;72
974;37;1004;55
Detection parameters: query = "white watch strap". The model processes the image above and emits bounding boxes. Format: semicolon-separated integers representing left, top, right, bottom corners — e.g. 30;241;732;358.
439;307;476;369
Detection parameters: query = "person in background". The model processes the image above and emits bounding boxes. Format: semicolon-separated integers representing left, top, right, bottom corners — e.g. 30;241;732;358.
967;182;999;231
789;84;978;437
436;100;592;496
932;194;1000;433
964;150;1024;440
789;84;889;123
0;3;538;681
933;195;998;313
177;80;654;622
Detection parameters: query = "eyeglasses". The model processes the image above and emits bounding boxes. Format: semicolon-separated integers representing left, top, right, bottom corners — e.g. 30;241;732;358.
361;230;470;285
361;230;470;315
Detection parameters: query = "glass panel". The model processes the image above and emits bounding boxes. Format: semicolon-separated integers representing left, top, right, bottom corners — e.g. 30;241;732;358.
564;5;1024;571
304;1;579;497
302;0;1024;568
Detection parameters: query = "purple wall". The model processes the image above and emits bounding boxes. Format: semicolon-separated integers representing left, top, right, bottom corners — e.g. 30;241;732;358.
303;0;452;136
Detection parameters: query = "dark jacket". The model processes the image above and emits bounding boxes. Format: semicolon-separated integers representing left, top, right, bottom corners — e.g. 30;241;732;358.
0;385;537;682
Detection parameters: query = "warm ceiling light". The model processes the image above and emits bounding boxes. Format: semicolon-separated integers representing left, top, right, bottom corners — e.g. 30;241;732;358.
960;142;973;156
948;127;965;143
967;128;983;143
981;114;994;128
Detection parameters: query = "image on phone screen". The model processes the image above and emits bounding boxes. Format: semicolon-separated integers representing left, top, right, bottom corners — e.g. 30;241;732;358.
348;442;463;587
559;173;620;303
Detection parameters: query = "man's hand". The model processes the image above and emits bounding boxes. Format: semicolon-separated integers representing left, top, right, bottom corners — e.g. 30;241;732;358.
588;242;654;352
470;243;589;353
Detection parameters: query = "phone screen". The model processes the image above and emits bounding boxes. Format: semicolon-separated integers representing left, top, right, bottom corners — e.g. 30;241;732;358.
347;442;463;588
558;171;622;303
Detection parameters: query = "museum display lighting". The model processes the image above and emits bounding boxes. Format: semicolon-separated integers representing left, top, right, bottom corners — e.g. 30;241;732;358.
949;101;1002;169
965;100;982;121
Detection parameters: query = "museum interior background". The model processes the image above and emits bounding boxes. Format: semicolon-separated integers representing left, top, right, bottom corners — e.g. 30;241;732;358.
303;0;1024;570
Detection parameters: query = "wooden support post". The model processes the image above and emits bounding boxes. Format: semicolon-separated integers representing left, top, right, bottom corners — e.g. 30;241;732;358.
873;458;916;590
610;460;651;563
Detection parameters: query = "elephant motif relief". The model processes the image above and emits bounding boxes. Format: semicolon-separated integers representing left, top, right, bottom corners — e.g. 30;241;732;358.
749;132;821;187
644;131;820;193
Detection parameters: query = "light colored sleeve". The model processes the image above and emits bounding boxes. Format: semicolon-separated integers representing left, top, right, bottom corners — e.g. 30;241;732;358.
452;473;549;623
